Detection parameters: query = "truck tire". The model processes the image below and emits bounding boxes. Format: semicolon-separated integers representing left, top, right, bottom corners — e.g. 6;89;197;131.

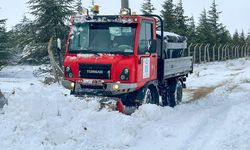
121;86;159;110
118;86;160;115
143;86;159;105
168;79;183;107
143;88;153;104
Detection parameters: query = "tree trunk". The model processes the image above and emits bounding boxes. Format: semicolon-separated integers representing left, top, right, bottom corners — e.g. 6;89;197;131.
47;37;64;83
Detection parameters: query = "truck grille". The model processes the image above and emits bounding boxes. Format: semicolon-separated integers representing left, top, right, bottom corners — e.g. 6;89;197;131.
79;64;111;79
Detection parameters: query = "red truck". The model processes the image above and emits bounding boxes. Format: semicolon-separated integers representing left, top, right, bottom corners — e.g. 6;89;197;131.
62;1;193;114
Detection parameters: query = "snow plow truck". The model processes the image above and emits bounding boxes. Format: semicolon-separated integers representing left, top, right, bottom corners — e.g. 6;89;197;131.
62;0;193;114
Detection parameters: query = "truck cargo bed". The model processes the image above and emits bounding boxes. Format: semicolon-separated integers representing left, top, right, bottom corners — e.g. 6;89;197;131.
163;56;193;79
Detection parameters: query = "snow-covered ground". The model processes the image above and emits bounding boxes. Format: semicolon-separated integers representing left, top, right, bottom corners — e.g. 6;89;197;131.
1;58;250;150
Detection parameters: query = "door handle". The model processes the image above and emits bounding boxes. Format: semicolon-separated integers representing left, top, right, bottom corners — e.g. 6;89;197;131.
139;56;149;64
139;54;157;64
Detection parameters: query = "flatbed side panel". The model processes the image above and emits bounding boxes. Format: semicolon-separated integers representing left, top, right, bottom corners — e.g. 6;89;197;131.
166;42;187;50
163;57;193;78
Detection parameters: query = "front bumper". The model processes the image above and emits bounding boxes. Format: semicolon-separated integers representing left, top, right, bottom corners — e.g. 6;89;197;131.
62;80;137;96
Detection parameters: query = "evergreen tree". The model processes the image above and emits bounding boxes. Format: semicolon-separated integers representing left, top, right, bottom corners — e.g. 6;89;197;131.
207;0;223;44
186;16;196;43
161;0;176;32
239;30;246;45
232;30;241;45
0;19;7;47
196;9;212;43
0;19;7;48
8;16;37;49
28;0;75;43
141;0;155;15
0;19;9;65
76;0;83;14
7;16;50;64
247;30;250;44
218;26;231;44
173;0;188;36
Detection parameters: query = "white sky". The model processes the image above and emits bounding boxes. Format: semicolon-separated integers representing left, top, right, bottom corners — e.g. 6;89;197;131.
0;0;249;34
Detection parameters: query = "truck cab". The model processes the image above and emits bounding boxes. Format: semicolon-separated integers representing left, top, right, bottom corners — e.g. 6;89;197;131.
63;15;158;95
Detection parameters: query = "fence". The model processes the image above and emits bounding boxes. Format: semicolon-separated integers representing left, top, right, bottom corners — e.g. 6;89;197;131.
186;44;250;64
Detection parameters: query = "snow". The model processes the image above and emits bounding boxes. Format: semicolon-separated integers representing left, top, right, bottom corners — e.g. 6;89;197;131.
156;31;182;38
76;54;117;58
77;54;95;58
1;58;250;149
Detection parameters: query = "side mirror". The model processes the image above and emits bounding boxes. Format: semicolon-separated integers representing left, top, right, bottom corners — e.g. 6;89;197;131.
148;39;157;53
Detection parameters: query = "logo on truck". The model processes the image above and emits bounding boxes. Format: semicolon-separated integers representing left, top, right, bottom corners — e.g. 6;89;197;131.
87;70;104;74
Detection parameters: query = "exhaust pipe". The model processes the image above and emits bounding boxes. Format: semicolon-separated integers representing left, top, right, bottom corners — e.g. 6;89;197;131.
120;0;131;15
121;0;129;9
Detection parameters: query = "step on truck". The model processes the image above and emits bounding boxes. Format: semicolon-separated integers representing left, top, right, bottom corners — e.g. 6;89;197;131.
62;0;193;114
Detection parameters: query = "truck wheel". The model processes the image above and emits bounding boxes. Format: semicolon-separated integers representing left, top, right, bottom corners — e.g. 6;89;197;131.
143;88;153;104
168;80;183;107
175;80;183;104
142;86;159;105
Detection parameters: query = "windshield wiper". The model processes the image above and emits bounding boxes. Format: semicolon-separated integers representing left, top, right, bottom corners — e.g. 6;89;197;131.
69;49;132;57
108;51;132;56
70;49;100;56
81;50;101;56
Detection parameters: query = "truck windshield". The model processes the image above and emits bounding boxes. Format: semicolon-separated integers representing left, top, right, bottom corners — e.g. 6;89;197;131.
69;23;137;55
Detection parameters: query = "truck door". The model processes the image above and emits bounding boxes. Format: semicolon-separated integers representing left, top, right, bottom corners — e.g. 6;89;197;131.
137;21;157;87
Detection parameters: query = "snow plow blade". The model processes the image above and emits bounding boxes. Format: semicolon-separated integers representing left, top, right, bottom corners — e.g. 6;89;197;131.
116;99;137;115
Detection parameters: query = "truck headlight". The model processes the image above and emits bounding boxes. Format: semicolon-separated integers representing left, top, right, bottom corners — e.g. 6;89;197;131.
123;68;129;74
65;66;73;78
68;72;73;78
120;68;129;81
65;66;71;72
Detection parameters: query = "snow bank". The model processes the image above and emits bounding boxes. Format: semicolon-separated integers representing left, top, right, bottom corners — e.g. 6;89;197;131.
1;58;250;149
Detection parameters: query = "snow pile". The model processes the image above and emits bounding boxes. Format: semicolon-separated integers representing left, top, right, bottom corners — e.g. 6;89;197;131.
1;58;250;149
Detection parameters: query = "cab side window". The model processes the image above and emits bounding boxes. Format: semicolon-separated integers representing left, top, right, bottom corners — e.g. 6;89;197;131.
138;22;153;54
